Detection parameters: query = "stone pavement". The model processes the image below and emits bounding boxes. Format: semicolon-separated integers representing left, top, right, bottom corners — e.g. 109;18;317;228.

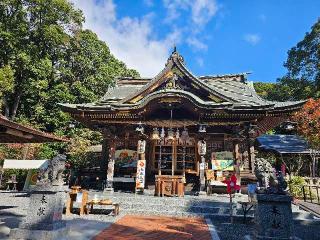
92;215;212;240
296;200;320;217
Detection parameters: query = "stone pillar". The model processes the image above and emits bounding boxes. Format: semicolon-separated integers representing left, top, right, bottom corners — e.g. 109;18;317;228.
198;140;207;192
136;139;146;194
248;138;256;173
254;194;293;240
10;190;68;239
105;140;115;192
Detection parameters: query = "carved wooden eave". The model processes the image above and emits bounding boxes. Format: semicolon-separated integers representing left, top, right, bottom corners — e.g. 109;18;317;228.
60;49;306;133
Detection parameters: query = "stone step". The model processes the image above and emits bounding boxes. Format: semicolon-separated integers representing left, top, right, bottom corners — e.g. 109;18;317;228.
116;202;318;220
119;203;225;214
109;198;231;207
91;192;319;220
119;209;241;217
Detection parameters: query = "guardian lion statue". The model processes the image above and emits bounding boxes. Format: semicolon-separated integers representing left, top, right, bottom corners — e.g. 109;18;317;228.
254;158;287;194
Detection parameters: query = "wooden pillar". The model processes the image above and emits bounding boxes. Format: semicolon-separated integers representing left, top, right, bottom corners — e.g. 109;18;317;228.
100;138;109;178
136;139;146;193
105;139;115;192
233;140;241;186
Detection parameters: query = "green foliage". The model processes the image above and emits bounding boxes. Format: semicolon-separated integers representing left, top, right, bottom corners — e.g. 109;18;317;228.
254;82;292;101
288;176;308;198
2;168;28;190
0;65;14;107
256;152;278;166
66;128;102;169
0;0;139;170
278;19;320;100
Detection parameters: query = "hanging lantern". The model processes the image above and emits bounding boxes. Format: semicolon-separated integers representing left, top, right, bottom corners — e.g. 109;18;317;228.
197;140;207;155
151;128;160;140
176;128;180;139
167;128;174;140
160;127;165;139
135;122;144;134
137;139;146;154
198;124;206;133
181;127;189;142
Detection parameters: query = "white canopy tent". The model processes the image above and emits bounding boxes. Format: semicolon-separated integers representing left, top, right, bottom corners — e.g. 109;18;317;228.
1;159;49;191
3;159;49;170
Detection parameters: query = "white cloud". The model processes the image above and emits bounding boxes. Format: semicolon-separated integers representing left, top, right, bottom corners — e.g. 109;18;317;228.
162;0;218;51
191;0;218;27
162;0;188;23
71;0;181;77
163;0;218;29
244;34;261;45
144;0;154;7
187;37;208;51
196;57;204;67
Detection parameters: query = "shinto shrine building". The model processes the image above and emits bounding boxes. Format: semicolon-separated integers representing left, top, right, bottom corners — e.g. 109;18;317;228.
61;50;304;195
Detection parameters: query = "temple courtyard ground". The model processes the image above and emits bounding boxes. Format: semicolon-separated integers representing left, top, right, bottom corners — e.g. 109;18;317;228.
1;191;320;240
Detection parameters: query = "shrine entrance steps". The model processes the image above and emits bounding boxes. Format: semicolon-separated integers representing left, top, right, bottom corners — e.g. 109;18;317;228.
89;191;318;221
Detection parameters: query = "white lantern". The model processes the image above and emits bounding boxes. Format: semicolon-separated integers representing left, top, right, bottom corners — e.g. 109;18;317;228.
181;127;189;142
137;140;146;154
167;128;174;140
198;124;206;133
197;140;206;155
151;128;160;140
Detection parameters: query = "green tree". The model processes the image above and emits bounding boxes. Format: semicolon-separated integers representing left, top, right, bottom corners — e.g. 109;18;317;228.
279;18;320;100
253;82;292;101
0;0;139;171
0;65;14;108
0;0;138;131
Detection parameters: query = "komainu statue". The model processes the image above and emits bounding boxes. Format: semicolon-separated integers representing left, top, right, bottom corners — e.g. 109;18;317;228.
50;154;66;186
254;158;287;194
37;154;66;186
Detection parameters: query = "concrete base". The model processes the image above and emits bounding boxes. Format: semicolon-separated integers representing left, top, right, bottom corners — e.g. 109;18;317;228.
103;187;114;193
254;194;294;240
9;226;69;240
198;191;207;196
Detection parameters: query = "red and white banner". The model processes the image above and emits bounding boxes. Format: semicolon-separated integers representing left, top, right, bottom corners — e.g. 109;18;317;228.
135;160;146;189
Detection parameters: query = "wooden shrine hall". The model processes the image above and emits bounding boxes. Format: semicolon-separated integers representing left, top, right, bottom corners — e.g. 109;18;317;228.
61;49;304;195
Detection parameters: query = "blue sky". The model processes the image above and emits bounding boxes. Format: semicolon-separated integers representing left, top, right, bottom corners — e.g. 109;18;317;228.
71;0;320;82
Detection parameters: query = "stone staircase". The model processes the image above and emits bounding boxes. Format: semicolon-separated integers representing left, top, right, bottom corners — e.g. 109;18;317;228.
91;191;319;220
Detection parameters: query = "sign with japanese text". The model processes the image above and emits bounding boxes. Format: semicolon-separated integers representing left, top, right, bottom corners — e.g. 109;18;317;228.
211;151;234;171
135;160;146;189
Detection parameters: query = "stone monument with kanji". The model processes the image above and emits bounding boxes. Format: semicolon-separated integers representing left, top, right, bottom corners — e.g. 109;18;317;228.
10;154;68;240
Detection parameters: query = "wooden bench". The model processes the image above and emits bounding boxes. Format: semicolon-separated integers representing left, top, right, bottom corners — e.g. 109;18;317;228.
86;199;119;216
66;187;88;215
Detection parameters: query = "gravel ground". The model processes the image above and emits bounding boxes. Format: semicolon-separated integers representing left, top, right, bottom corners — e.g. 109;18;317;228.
0;191;119;239
1;191;320;240
210;216;320;240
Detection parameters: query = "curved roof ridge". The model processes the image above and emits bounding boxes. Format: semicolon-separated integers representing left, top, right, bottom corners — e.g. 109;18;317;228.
199;72;252;80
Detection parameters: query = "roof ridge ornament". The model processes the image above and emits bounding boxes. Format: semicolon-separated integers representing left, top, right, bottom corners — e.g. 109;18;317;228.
166;45;185;66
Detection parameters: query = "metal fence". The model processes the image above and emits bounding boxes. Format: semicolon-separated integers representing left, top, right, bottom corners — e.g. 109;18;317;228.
302;185;320;204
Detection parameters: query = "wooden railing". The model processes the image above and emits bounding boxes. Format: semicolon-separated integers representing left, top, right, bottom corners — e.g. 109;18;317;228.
302;185;320;205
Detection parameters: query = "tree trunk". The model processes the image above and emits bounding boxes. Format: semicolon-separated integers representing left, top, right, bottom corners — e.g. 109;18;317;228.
3;98;10;118
10;90;22;120
310;150;316;178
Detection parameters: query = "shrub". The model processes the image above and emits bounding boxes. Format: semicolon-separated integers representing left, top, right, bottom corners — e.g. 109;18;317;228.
288;176;309;199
